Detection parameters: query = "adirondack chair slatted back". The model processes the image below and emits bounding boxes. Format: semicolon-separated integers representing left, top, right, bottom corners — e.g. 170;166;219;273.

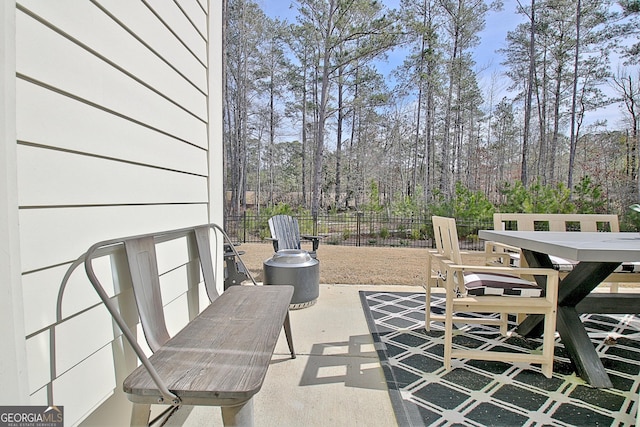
269;215;302;251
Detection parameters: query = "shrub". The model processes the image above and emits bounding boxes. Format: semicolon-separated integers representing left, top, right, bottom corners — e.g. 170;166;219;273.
429;182;495;222
379;227;390;239
410;228;423;240
573;175;606;214
499;179;575;214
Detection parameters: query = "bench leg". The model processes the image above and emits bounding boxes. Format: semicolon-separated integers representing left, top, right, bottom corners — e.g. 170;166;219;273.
284;312;296;359
222;399;254;427
130;403;150;427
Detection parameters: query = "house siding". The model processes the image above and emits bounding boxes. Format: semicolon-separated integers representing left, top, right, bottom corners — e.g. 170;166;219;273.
4;1;223;425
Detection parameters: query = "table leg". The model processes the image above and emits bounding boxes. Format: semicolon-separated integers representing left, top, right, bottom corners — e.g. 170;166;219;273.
517;254;619;337
517;250;620;388
556;305;613;388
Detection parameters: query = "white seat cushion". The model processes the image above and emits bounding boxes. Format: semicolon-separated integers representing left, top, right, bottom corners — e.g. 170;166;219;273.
550;256;577;271
510;253;640;273
463;272;544;297
509;253;576;272
615;262;640;273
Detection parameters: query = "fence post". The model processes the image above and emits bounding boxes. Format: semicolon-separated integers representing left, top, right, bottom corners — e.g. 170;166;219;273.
242;211;247;243
313;212;318;236
356;212;363;247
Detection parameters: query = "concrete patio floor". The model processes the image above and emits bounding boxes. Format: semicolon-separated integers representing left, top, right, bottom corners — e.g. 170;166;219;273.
152;282;640;427
173;284;413;427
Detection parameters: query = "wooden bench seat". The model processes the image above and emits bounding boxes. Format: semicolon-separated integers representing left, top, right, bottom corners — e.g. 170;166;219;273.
124;285;292;405
76;224;295;427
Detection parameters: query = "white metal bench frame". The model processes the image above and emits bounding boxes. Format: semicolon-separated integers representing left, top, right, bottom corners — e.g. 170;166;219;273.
65;224;295;426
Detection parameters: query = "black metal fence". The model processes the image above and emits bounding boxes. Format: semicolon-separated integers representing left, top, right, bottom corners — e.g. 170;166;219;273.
224;213;494;251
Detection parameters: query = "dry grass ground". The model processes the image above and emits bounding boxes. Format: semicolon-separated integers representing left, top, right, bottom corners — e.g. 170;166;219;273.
235;243;638;292
235;243;486;286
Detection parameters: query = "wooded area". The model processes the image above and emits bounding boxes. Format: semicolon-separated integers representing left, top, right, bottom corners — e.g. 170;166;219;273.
222;0;640;221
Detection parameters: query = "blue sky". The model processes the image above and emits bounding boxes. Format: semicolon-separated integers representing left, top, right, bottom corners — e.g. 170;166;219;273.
258;0;626;130
258;1;523;77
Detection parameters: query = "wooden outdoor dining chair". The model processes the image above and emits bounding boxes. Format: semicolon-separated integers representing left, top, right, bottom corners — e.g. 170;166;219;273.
426;216;559;378
484;213;640;292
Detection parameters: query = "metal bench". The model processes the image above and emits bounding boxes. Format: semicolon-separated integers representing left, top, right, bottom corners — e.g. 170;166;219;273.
70;224;295;426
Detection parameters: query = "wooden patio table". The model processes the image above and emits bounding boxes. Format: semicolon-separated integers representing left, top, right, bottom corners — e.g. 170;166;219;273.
478;230;640;388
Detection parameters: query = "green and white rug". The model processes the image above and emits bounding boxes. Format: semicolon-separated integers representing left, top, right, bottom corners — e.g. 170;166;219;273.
360;291;640;426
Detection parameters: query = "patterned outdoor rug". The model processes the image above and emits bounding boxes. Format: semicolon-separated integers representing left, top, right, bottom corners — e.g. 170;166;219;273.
359;291;640;427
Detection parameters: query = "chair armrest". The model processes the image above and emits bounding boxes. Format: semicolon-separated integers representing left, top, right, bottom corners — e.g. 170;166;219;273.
453;264;557;277
451;262;558;298
425;250;440;288
301;234;322;240
429;252;559;300
431;252;556;277
301;234;323;252
264;237;279;252
484;240;521;267
484;241;520;252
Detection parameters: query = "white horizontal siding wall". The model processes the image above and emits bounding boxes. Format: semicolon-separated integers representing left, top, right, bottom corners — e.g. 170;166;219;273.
1;0;31;406
7;0;223;425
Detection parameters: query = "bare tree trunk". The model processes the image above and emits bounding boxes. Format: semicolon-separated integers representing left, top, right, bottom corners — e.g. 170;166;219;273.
301;50;308;207
549;54;565;184
412;6;429;199
268;53;276;205
536;50;548;182
424;85;434;203
346;71;359;210
521;0;535;186
413;81;423;198
568;0;581;192
335;63;345;208
613;72;640;197
222;0;229;217
312;0;337;216
441;38;458;198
